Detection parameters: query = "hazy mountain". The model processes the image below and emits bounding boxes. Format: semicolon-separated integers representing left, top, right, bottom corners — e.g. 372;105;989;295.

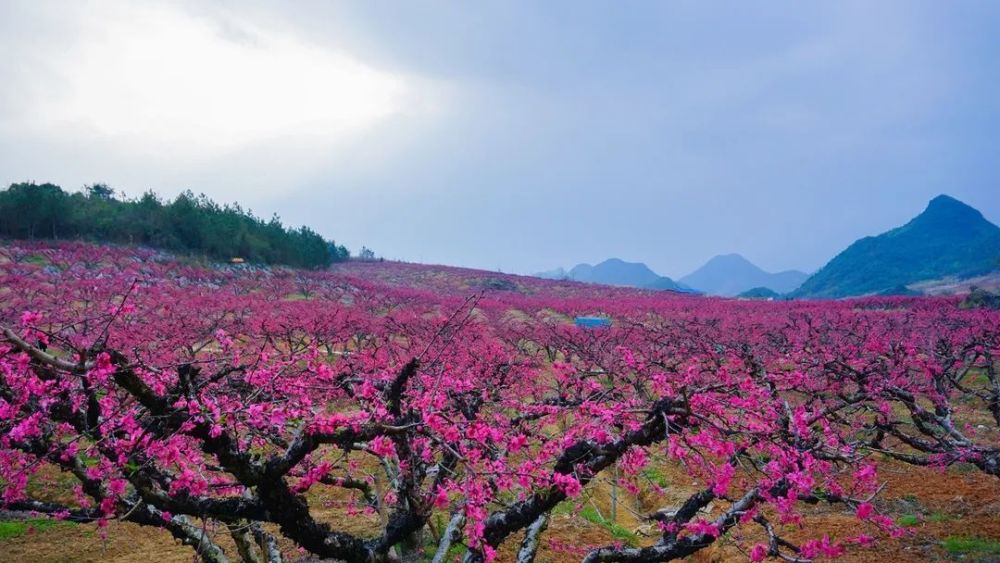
568;258;663;286
679;253;808;296
536;258;684;291
793;195;1000;298
643;276;689;292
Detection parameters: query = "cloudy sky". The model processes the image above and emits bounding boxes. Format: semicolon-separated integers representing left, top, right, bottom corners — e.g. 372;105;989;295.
2;1;998;277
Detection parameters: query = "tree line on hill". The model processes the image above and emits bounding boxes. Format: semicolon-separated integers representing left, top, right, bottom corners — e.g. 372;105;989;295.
0;182;349;269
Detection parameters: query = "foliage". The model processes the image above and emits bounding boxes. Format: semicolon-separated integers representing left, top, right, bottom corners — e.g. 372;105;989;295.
579;505;639;545
960;286;1000;310
927;512;955;523
0;182;349;268
0;517;72;539
0;242;997;563
941;536;1000;556
736;286;781;299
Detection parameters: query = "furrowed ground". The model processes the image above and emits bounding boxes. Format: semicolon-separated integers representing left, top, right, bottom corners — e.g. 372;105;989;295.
1;242;998;562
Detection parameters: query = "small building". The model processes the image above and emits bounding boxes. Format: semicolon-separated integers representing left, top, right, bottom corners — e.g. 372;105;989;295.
230;257;245;264
574;316;612;328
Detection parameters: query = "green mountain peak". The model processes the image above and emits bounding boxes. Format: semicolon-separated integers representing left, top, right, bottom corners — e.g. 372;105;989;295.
793;195;1000;298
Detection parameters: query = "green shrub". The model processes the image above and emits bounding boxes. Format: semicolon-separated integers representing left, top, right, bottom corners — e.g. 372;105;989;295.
942;536;1000;556
0;518;72;539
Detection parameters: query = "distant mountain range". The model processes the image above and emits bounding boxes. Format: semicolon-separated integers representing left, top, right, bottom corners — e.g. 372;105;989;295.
537;255;802;296
535;195;999;299
678;254;808;296
535;258;688;291
793;195;1000;298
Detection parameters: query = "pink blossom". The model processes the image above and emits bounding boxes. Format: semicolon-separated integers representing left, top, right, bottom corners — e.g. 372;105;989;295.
552;472;582;497
856;502;874;520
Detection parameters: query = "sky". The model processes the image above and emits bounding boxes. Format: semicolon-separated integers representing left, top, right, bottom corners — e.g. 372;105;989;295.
1;1;998;278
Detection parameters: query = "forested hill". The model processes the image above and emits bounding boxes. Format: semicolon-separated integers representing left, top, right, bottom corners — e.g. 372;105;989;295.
793;195;1000;298
0;182;348;269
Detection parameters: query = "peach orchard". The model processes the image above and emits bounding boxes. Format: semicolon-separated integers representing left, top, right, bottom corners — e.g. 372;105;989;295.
1;243;997;562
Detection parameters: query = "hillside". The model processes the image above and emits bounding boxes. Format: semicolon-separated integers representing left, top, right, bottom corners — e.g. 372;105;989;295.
3;241;1000;563
793;195;1000;298
0;182;348;268
737;286;782;299
679;253;808;296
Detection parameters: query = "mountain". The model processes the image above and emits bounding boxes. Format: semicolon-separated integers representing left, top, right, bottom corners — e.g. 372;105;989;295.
643;276;688;292
678;254;808;296
568;258;664;286
537;258;684;291
793;195;1000;298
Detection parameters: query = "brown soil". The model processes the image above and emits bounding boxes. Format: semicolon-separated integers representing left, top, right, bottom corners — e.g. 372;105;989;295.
3;460;999;562
1;520;197;563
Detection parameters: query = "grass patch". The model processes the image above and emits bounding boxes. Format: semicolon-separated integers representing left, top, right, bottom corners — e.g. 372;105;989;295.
897;512;956;527
952;462;979;474
580;505;639;546
0;518;73;540
641;467;670;488
927;512;955;523
942;536;1000;557
552;501;576;515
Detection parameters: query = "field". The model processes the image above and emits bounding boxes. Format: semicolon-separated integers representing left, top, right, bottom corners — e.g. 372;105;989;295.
1;242;998;562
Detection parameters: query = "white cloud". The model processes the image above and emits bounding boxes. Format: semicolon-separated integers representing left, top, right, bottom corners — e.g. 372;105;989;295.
4;1;412;159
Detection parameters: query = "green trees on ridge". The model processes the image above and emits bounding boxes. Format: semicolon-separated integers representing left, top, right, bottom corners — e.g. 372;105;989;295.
0;182;349;269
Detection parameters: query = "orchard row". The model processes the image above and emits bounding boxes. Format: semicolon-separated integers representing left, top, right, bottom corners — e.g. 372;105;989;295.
1;242;997;562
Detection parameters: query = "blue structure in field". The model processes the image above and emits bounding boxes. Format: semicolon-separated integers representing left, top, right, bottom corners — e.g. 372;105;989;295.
574;316;612;328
